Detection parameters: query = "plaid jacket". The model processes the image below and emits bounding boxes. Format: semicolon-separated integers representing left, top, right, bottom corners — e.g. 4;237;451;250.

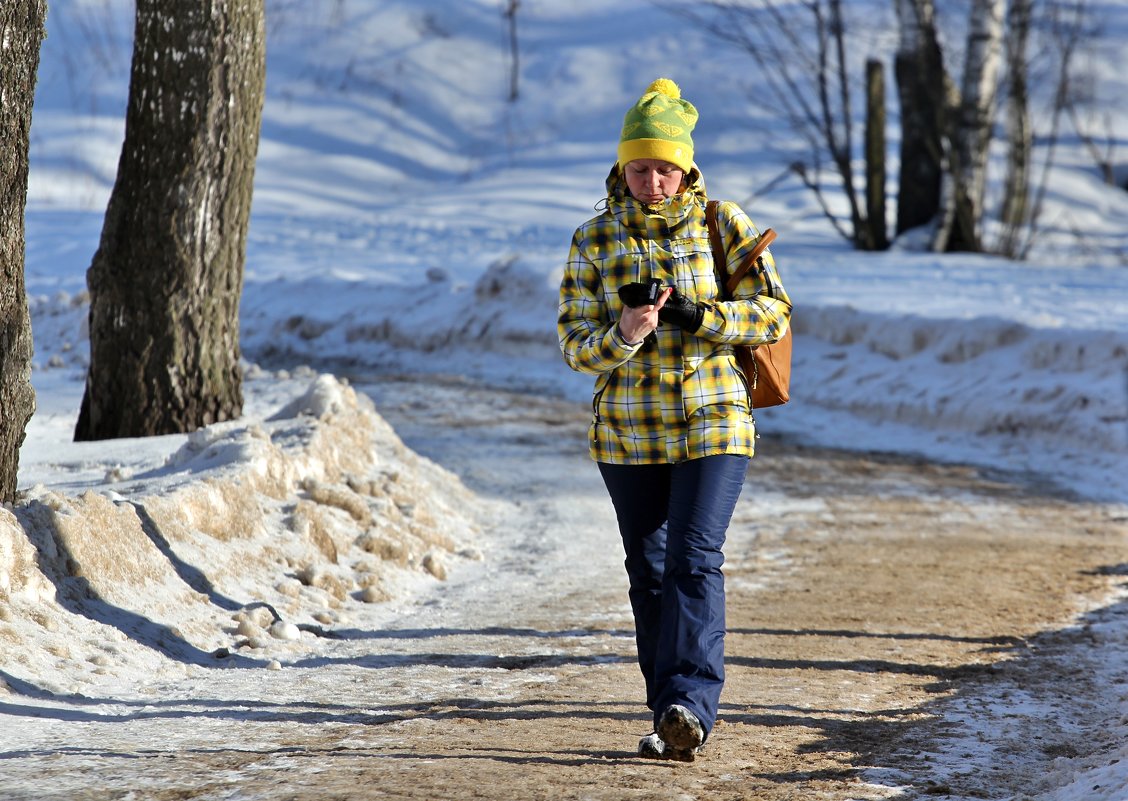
557;167;791;464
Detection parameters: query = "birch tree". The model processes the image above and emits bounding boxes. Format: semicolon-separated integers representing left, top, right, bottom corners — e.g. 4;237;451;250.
998;0;1033;258
933;0;1006;252
0;0;47;503
75;0;266;441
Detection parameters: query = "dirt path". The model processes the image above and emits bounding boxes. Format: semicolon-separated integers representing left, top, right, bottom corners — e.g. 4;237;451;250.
4;374;1127;801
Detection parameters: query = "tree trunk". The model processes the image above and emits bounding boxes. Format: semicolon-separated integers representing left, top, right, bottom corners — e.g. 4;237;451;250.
892;0;946;237
936;0;1005;252
999;0;1033;258
75;0;266;441
864;58;889;251
822;0;866;248
0;1;47;503
505;0;520;102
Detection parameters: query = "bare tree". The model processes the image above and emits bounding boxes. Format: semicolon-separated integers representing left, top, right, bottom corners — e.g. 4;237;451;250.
0;0;47;503
505;0;520;102
1066;98;1118;189
667;0;885;250
998;0;1033;258
898;0;1096;256
932;0;1006;253
1058;0;1118;189
864;58;889;250
1015;0;1092;259
892;0;947;237
819;0;865;244
75;0;266;441
671;0;1107;258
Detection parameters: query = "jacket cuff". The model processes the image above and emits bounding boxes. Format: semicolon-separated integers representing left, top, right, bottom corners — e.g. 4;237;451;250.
611;323;644;349
695;306;725;339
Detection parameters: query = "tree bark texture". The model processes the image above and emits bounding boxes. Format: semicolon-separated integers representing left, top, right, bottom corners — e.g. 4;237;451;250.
75;0;266;441
864;58;888;251
893;0;946;237
939;0;1005;252
999;0;1033;258
0;1;47;502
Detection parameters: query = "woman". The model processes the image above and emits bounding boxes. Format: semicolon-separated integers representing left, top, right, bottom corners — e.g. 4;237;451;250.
557;78;791;761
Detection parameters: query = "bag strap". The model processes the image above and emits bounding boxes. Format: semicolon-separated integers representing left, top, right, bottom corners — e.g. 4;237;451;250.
705;200;730;297
705;200;777;297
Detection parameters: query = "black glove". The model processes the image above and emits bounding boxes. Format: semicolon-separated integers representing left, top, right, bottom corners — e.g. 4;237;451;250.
618;278;664;308
658;287;706;333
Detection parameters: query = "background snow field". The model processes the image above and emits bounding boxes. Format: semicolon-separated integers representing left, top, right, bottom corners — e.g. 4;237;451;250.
6;0;1128;798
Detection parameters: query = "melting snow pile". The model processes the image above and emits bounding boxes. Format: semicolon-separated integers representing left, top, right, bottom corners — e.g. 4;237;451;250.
0;374;483;694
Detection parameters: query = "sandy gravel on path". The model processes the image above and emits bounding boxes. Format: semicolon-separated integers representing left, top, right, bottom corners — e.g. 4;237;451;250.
3;374;1126;801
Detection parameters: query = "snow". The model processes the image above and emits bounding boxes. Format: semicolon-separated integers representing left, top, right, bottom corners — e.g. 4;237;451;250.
7;0;1128;797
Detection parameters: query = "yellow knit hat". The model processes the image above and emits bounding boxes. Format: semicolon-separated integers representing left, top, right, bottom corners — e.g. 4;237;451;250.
617;78;698;173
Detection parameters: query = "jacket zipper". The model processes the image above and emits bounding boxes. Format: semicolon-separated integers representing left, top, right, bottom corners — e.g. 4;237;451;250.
592;383;607;423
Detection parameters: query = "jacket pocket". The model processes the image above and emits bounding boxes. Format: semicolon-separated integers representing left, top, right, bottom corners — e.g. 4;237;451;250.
668;244;720;303
681;351;750;419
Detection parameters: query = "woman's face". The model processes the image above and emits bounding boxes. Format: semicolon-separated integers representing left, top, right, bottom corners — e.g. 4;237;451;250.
624;159;685;204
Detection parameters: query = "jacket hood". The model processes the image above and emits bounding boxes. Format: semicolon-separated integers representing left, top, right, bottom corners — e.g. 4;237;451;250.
603;162;708;237
604;162;707;202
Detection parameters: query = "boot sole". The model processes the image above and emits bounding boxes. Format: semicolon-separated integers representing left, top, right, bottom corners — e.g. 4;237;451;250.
657;705;705;751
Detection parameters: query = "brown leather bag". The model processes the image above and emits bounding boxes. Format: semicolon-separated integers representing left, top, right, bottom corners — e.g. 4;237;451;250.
705;201;792;409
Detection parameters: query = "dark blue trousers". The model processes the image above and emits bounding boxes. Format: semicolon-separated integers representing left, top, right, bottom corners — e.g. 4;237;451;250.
598;454;749;738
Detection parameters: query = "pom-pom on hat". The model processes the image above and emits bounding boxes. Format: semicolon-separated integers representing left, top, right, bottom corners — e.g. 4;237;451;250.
617;78;698;173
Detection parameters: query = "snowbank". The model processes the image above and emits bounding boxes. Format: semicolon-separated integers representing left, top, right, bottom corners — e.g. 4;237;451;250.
788;306;1128;453
1;375;482;696
238;258;1127;502
28;253;1128;506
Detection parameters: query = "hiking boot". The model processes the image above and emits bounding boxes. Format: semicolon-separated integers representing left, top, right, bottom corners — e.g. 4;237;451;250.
657;704;705;752
638;732;702;763
638;732;666;759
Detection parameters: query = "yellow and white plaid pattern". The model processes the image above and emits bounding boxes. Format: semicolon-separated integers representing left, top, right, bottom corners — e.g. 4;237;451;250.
558;168;792;465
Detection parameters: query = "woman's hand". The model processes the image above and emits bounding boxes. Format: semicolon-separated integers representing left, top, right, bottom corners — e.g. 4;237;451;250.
618;287;673;344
